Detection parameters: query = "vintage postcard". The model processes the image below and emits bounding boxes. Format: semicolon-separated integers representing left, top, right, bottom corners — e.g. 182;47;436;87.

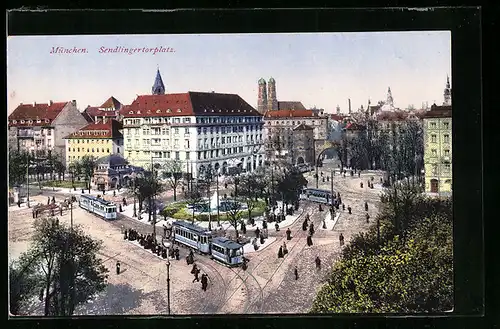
8;31;453;316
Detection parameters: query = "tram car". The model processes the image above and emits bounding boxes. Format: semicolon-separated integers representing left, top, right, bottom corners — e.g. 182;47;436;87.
300;188;335;205
79;194;117;220
210;237;245;267
171;221;245;266
172;220;216;254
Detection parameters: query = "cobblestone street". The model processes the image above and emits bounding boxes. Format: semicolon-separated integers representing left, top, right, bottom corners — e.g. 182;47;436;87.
9;168;383;315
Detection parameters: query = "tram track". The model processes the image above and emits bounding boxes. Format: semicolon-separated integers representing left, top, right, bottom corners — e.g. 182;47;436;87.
195;258;230;314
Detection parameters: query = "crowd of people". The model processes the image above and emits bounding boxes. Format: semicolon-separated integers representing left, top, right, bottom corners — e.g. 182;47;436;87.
124;228;180;260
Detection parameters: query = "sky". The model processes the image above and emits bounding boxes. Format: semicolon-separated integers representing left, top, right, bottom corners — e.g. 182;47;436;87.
7;32;451;115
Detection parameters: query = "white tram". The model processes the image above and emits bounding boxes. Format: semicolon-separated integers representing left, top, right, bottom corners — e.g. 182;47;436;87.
299;188;335;205
79;194;117;220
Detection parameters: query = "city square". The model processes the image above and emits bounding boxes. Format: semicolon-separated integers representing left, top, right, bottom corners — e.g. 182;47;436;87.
8;31;453;316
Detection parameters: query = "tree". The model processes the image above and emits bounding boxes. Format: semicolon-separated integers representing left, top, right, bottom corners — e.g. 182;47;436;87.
8;149;29;187
9;251;45;315
275;165;307;213
161;159;184;202
238;173;264;224
12;218;109;316
311;211;452;313
48;152;66;181
80;155;97;193
68;161;82;188
186;188;204;224
222;195;243;239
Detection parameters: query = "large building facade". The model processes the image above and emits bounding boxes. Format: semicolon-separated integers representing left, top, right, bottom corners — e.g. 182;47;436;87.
423;104;452;195
64;119;124;165
121;70;264;178
8;100;88;164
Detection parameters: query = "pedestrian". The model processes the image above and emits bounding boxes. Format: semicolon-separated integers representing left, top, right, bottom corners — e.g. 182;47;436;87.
322;220;327;229
309;223;315;236
47;197;50;205
119;204;123;212
60;206;63;216
365;202;368;212
262;220;267;229
339;233;344;246
278;246;284;258
358;171;361;178
275;222;279;232
315;256;321;269
286;228;292;240
55;218;59;226
282;242;288;255
192;267;200;283
307;234;313;246
52;196;56;204
39;287;44;302
302;220;308;231
342;203;345;211
360;182;364;188
191;263;198;275
348;206;352;214
32;210;35;219
113;190;116;197
366;213;370;223
201;274;208;291
294;266;299;280
255;227;261;238
175;247;180;260
116;261;121;275
17;200;21;208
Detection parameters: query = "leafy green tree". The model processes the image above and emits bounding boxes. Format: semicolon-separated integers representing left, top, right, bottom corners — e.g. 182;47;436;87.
8;149;29;187
161;159;184;201
9;251;45;315
68;161;82;188
80;155;97;193
311;214;452;313
238;173;263;224
12;218;109;316
276;165;307;212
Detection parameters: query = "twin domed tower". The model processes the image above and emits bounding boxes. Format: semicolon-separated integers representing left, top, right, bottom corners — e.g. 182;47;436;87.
257;77;279;114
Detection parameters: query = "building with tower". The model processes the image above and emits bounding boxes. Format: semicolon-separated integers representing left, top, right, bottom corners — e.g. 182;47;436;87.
82;96;123;123
423;76;452;195
120;69;264;179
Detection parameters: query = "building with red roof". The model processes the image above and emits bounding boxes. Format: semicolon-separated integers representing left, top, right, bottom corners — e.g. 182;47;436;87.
120;72;264;179
8;100;88;164
82;96;123;123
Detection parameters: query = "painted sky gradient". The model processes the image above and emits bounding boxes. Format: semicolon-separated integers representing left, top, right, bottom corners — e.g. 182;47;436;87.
7;32;451;115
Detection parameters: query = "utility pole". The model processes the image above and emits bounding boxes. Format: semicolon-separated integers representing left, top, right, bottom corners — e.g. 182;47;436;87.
26;150;31;208
207;164;212;231
330;170;334;207
216;168;220;227
166;259;171;315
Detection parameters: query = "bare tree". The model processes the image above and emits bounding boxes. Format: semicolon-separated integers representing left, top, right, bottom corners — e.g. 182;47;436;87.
222;195;243;239
186;189;204;224
161;159;183;201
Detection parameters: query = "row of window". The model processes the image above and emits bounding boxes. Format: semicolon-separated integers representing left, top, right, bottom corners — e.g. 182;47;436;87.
68;147;115;153
173;227;210;243
430;149;451;157
124;116;262;126
12;119;51;124
126;147;262;161
211;244;242;257
199;135;263;145
430;134;450;143
430;163;451;175
428;121;450;129
68;139;115;144
267;120;321;126
124;126;263;136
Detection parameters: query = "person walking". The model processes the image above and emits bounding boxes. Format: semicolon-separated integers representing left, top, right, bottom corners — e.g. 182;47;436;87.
282;242;288;256
315;256;321;269
286;228;292;240
116;261;121;275
278;246;284;258
347;206;352;214
201;274;208;291
366;213;370;223
365;202;368;212
339;233;344;246
294;266;299;280
192;266;200;283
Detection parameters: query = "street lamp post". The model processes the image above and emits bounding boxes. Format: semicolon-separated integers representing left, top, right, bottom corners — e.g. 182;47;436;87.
206;164;213;231
150;156;163;242
132;175;137;218
26;146;34;208
216;168;221;227
166;259;171;315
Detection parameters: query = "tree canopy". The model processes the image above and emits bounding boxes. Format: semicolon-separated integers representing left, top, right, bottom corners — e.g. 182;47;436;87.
311;193;453;313
9;218;109;316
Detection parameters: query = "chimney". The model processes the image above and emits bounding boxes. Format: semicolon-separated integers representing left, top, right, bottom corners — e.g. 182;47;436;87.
33;102;36;106
71;100;76;106
348;99;351;114
49;100;53;105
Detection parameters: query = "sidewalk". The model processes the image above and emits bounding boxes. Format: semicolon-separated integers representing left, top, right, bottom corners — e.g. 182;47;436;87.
118;200;305;233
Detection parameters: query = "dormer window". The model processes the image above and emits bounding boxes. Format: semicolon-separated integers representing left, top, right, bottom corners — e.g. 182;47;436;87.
137;111;141;114
37;119;41;123
21;120;25;123
156;109;161;113
13;120;17;124
177;109;181;112
167;109;171;113
129;111;134;114
45;119;49;123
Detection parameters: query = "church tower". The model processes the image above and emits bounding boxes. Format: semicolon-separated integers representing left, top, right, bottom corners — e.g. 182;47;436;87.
267;77;278;111
257;78;268;114
336;105;341;114
386;87;394;107
443;75;452;106
152;67;166;95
